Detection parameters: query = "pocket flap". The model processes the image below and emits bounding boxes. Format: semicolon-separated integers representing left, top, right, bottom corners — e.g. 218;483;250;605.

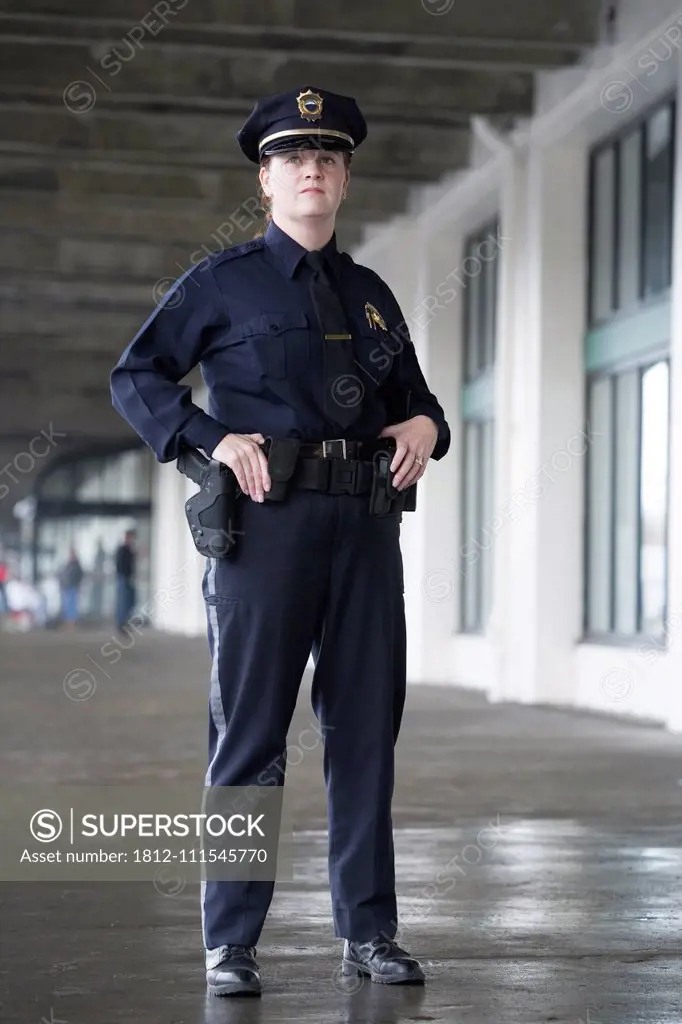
233;311;309;339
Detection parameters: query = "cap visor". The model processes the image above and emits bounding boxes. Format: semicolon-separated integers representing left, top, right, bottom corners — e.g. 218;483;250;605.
260;133;353;158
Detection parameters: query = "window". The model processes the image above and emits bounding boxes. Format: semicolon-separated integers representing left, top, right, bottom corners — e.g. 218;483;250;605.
640;363;669;634
584;98;673;641
591;146;616;323
643;104;674;298
463;224;498;383
460;419;495;632
459;220;499;633
589;97;674;325
584;361;669;638
617;128;641;310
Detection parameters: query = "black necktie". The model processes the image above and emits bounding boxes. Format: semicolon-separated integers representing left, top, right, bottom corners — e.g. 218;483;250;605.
303;250;361;429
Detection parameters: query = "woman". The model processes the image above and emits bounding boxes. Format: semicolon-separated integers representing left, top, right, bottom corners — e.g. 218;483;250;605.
110;86;450;997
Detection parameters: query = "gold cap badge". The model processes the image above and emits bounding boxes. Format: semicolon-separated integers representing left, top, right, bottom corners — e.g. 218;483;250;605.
297;89;324;122
364;302;387;331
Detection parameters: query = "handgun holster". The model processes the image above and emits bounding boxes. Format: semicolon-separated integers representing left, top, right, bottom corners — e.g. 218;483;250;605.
368;449;418;516
184;464;243;559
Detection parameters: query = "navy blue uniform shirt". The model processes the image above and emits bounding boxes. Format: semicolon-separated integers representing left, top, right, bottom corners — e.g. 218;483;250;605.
110;220;450;463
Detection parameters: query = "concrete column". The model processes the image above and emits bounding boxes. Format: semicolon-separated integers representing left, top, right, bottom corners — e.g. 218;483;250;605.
371;219;432;682
487;152;526;701
663;51;682;731
150;461;205;636
357;218;461;683
406;222;462;683
498;140;587;705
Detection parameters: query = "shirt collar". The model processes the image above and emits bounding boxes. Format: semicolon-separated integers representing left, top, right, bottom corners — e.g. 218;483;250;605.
264;219;341;279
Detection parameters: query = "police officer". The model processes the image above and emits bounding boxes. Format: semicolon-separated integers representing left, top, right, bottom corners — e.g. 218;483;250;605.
110;86;450;997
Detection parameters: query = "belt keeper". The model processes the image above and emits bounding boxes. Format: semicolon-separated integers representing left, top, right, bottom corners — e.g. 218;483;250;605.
327;458;359;495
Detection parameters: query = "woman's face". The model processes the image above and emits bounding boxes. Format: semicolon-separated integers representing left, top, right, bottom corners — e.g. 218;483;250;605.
260;149;349;223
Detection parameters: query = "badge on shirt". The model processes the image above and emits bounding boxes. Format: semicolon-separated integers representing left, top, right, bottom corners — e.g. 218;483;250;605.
364;302;387;331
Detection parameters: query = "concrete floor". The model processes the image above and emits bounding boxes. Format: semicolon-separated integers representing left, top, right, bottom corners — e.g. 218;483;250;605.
1;629;682;1023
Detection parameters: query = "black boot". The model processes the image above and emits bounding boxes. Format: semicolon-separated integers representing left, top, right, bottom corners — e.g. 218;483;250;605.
342;936;425;985
205;944;261;997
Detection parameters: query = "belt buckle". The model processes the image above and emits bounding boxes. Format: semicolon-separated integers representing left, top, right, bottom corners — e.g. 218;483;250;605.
322;438;347;459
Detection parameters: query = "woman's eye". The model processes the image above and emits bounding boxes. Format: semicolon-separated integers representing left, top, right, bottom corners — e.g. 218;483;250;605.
286;155;300;164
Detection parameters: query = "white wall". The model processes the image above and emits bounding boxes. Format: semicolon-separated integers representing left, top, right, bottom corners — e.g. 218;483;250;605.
352;5;682;731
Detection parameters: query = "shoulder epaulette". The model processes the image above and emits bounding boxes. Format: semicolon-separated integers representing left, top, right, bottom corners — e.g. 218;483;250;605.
340;251;383;284
209;237;265;268
354;264;384;284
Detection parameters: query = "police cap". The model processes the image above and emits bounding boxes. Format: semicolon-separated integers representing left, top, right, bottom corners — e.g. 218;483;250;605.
236;86;367;164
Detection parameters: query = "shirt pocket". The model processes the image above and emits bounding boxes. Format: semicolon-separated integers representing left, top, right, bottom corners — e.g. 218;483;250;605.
230;311;311;380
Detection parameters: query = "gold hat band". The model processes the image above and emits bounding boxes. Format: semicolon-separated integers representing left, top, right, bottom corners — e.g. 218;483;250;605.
259;128;355;152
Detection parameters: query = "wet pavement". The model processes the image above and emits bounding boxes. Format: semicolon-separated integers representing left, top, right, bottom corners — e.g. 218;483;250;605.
1;629;682;1023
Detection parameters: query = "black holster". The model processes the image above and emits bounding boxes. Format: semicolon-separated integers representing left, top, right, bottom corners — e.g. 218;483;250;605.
176;449;243;559
263;436;301;501
368;448;418;517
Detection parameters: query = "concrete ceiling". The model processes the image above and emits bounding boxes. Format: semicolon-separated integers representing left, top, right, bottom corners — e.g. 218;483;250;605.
0;0;601;517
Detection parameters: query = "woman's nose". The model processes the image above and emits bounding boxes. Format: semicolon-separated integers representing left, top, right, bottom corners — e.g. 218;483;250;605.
304;159;322;176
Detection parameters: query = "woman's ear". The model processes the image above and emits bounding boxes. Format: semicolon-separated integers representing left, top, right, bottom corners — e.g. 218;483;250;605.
258;163;270;197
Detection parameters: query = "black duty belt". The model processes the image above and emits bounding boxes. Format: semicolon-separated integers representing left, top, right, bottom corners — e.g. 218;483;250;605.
298;439;403;496
176;435;416;560
295;438;395;461
263;435;415;508
264;436;395;498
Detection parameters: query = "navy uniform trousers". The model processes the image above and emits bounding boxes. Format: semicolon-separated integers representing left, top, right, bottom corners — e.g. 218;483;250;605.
201;482;406;950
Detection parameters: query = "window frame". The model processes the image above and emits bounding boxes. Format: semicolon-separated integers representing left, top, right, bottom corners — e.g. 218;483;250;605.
582;359;671;643
587;94;675;328
583;95;675;645
459;218;500;634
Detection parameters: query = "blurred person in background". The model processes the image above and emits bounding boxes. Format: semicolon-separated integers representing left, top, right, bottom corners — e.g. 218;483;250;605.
58;547;84;628
114;528;136;633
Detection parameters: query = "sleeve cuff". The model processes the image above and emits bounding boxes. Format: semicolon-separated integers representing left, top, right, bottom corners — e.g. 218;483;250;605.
410;404;451;461
181;411;230;458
